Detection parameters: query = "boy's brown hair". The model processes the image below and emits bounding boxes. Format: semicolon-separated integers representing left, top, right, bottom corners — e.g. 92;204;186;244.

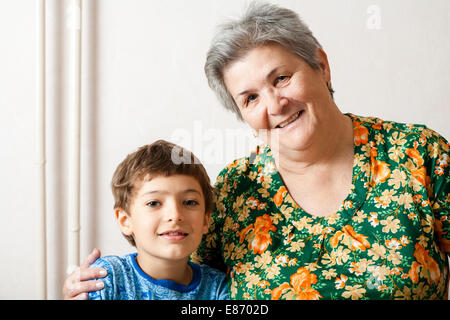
111;140;214;246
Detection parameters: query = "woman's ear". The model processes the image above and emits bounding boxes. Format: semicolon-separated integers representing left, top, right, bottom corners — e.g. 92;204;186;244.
115;208;133;236
316;48;331;83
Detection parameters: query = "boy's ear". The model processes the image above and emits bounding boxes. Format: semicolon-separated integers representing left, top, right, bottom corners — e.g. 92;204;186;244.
115;208;133;236
202;211;211;234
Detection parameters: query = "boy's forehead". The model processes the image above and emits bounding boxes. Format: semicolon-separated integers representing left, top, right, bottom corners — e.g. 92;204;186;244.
135;173;203;194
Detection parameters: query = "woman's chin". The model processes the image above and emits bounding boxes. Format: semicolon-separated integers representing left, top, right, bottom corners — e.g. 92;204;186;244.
267;128;313;154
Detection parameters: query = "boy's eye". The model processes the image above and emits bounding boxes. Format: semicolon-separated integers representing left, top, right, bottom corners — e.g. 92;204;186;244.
184;199;199;206
146;201;161;207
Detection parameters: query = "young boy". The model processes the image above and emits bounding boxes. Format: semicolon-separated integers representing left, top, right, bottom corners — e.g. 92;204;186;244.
88;140;229;300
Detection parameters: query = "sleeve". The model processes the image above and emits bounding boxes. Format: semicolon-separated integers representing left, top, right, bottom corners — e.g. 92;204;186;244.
87;258;115;300
216;274;230;300
190;170;229;273
426;129;450;254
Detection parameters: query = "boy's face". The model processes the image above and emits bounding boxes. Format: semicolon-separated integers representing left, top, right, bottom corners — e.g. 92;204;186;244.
116;174;210;265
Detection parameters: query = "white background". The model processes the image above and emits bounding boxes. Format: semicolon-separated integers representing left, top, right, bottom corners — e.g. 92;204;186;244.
0;0;449;299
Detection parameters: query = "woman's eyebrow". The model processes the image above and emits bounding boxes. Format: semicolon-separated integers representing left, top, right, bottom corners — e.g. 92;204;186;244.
266;65;285;80
237;89;252;99
237;65;287;97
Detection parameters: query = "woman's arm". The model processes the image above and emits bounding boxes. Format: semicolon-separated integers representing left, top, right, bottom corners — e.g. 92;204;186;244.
428;132;450;255
62;248;107;300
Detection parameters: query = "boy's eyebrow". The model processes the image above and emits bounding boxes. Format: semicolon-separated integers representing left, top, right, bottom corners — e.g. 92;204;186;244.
141;189;202;196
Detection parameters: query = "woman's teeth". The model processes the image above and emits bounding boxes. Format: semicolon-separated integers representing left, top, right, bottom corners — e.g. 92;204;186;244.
277;111;302;128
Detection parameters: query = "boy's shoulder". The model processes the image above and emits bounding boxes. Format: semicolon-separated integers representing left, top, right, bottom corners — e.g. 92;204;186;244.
88;253;140;300
196;263;226;279
91;253;135;270
193;263;229;300
90;253;137;285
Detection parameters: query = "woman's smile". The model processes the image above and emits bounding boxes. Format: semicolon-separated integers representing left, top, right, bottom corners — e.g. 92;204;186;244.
275;110;304;129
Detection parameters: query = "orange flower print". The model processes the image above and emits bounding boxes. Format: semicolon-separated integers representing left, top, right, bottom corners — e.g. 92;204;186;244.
246;196;260;209
368;212;379;227
385;238;402;250
435;219;450;253
329;225;371;251
405;147;431;188
271;283;291;300
258;280;270;288
370;148;391;184
412;194;423;204
335;274;348;289
378;284;389;292
390;267;403;276
227;159;240;169
405;148;424;167
407;243;441;285
354;121;369;146
436;153;449;167
273;186;287;206
239;214;276;254
371;119;383;130
399;235;410;246
272;268;322;300
329;231;342;248
411;166;430;188
434;167;444;176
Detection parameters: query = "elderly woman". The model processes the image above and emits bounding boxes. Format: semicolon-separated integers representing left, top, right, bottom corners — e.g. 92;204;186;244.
64;3;449;300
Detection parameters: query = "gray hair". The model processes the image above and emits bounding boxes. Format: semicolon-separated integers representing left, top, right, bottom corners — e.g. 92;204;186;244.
204;2;334;120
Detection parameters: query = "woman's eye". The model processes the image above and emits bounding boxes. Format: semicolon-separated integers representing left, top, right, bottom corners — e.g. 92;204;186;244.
146;201;160;207
275;75;289;85
245;94;258;106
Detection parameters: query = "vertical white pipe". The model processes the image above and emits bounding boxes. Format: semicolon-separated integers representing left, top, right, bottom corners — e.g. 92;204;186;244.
36;0;47;300
67;0;82;274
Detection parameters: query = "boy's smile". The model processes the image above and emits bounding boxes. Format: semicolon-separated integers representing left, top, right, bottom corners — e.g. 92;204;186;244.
115;174;210;275
157;229;189;241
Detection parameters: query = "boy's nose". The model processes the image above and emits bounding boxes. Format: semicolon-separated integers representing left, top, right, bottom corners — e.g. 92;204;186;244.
166;202;184;222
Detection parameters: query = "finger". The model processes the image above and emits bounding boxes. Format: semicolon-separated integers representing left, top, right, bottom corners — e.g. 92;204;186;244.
71;293;88;300
65;279;105;299
80;248;101;268
69;265;106;282
79;266;107;281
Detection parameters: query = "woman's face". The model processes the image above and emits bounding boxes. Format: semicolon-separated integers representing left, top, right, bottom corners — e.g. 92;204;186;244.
223;43;333;154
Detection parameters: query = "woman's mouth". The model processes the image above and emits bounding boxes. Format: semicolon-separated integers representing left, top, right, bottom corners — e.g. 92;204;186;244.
276;110;303;129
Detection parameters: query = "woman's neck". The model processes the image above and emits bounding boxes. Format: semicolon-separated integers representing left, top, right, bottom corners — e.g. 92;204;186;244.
276;112;354;176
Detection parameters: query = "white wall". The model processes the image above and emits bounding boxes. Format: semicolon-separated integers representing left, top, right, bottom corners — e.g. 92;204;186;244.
0;0;449;299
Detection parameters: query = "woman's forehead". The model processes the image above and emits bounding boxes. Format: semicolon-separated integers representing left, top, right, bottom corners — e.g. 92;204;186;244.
224;44;304;92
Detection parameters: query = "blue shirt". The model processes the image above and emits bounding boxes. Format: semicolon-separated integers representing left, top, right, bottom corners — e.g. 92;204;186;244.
88;253;229;300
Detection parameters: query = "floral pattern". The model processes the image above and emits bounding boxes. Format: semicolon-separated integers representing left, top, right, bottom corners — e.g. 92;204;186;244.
192;114;450;300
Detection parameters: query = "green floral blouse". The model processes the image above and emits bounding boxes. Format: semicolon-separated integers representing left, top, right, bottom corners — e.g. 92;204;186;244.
192;114;450;300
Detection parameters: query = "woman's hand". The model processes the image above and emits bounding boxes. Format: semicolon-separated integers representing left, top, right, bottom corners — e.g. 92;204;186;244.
62;248;107;300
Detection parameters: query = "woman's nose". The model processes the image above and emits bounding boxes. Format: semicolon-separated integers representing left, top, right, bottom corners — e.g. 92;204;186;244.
265;88;288;115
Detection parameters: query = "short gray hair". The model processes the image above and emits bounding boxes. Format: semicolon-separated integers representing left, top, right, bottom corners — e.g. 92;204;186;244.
204;2;333;120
